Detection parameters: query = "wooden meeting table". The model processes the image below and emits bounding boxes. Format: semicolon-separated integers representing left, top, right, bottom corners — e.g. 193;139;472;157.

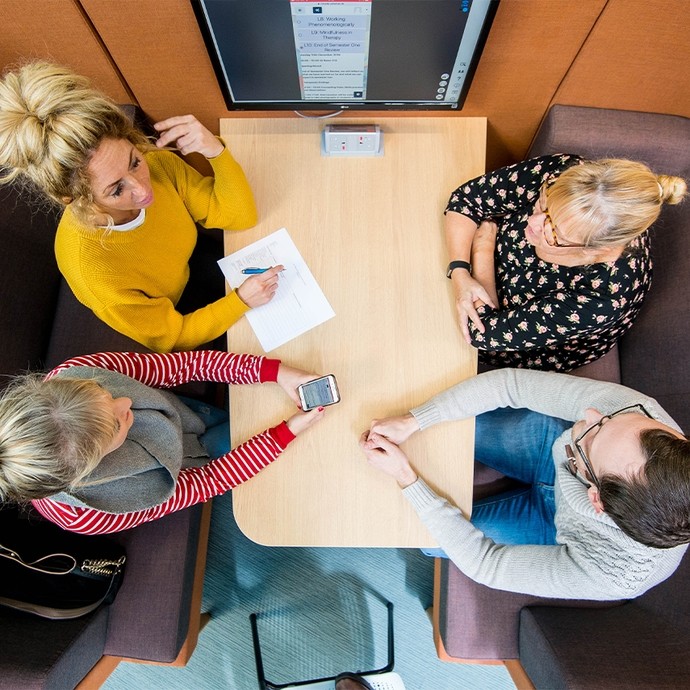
220;117;485;547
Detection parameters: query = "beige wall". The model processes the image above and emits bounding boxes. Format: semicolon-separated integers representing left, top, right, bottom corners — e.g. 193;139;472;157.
0;0;130;103
553;0;690;117
3;0;689;171
456;0;608;168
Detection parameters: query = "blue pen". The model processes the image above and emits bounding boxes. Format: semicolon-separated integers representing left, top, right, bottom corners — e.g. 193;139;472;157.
241;266;271;275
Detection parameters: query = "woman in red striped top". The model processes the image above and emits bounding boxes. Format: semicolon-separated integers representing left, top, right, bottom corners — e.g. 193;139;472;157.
0;350;325;535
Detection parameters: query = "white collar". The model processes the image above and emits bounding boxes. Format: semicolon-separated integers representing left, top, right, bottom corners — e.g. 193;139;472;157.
106;209;146;232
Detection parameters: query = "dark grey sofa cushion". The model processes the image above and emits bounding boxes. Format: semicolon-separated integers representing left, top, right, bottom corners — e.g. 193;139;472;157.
0;185;62;378
436;558;616;660
618;200;690;432
45;283;147;369
519;552;690;690
0;601;109;690
103;504;203;661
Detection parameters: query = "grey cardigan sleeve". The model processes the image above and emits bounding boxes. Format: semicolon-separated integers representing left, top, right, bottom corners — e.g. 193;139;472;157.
402;369;683;599
411;368;680;432
403;478;683;601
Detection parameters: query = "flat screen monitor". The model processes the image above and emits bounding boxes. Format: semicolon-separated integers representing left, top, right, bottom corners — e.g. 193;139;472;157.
192;0;498;111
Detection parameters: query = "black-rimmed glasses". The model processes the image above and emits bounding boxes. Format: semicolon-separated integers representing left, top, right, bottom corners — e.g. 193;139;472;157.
538;184;589;249
565;403;653;489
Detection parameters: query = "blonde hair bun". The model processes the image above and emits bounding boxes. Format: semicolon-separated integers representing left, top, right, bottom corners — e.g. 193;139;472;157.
0;61;149;224
657;174;688;205
547;158;686;248
0;63;103;184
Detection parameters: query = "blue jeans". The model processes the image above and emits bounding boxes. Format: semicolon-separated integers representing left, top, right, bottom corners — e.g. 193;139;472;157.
423;407;570;554
177;396;231;458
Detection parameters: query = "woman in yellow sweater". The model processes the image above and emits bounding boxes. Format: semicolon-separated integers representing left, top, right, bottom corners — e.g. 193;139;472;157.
0;62;277;352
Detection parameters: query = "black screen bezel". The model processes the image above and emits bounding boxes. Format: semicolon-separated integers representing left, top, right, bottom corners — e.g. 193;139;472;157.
191;0;499;112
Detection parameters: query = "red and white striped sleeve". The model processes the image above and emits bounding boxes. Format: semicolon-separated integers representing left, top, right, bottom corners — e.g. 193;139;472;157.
45;350;281;387
31;422;295;535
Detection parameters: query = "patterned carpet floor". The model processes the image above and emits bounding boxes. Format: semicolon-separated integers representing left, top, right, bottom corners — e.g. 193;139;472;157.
103;492;514;690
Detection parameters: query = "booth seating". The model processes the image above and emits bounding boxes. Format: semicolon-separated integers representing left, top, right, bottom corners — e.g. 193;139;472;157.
0;107;223;688
433;105;690;689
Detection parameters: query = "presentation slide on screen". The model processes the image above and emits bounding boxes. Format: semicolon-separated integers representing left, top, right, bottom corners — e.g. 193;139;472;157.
199;0;491;107
290;0;372;100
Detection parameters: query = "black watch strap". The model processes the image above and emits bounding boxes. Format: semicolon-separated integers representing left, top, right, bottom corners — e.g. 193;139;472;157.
446;260;471;279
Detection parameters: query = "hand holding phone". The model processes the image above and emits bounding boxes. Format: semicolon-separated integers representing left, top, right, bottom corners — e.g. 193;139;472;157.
286;407;326;436
297;374;341;411
276;364;320;406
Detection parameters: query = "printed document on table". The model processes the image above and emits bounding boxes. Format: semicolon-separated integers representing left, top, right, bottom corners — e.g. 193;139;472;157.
218;227;335;352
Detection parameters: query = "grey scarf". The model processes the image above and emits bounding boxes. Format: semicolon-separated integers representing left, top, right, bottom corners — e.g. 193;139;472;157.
50;366;210;513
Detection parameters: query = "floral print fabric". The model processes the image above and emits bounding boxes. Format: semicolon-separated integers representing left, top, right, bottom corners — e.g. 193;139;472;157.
446;154;652;372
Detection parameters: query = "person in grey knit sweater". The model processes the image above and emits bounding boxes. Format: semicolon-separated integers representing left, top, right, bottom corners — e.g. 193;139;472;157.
359;368;690;601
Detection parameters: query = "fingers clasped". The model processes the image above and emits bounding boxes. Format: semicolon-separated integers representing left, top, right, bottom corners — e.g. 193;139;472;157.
358;430;418;487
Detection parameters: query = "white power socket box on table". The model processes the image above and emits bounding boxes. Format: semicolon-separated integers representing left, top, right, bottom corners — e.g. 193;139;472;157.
322;124;384;156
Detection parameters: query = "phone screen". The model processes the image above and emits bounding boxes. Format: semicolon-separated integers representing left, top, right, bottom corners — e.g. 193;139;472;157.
299;376;338;410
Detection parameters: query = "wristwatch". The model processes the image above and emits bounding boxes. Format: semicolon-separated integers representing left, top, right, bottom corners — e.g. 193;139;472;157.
446;260;471;279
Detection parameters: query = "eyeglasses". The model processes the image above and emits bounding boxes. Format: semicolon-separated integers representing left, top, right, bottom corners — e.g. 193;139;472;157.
564;403;653;489
538;184;588;248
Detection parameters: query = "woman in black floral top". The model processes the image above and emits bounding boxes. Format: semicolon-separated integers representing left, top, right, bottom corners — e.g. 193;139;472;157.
445;154;687;371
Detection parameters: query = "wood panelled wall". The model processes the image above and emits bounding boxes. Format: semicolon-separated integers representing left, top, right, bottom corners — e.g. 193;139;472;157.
3;0;689;171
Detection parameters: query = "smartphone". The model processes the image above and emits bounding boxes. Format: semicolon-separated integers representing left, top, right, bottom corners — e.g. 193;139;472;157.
297;374;341;411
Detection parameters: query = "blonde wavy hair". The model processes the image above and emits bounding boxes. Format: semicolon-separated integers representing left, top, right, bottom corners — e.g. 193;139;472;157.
546;158;687;249
0;61;151;226
0;375;117;502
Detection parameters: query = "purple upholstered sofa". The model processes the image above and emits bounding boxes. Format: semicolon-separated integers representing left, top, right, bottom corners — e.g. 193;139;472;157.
433;105;690;689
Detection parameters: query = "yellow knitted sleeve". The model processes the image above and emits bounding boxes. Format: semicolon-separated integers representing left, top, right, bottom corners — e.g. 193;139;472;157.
154;146;258;230
95;289;250;353
55;146;258;352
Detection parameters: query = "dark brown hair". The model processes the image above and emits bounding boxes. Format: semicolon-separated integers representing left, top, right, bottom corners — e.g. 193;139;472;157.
600;428;690;548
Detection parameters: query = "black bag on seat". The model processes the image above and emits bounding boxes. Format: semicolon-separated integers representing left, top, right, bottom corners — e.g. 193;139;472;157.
0;506;126;620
